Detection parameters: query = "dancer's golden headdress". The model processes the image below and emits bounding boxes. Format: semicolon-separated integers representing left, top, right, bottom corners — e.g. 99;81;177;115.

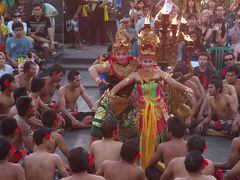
112;27;131;53
138;25;160;61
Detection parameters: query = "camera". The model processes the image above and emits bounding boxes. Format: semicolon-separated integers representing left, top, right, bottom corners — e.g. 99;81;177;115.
27;52;32;58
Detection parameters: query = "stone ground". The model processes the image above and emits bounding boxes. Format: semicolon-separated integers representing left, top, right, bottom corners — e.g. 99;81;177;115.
51;45;233;164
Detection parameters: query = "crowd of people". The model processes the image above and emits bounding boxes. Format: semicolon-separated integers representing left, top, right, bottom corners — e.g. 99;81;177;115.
1;0;240;180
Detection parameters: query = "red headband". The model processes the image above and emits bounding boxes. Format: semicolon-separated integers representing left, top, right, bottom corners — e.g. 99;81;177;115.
16;125;22;133
53;69;59;76
3;79;11;87
88;152;94;165
44;132;51;140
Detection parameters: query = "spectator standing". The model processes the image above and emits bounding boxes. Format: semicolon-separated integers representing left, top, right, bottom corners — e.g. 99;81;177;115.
0;52;13;78
12;0;32;23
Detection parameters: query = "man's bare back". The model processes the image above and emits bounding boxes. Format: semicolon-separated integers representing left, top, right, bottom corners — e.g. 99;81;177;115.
161;157;214;180
175;175;216;180
62;173;105;180
91;139;122;172
59;84;83;110
101;160;147;180
155;139;187;166
0;161;26;180
24;151;67;180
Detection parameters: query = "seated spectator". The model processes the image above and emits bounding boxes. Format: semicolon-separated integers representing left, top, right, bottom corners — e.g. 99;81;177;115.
204;17;227;47
58;70;95;129
198;10;211;44
186;14;202;35
223;161;240;180
41;110;69;157
6;22;33;68
229;9;240;49
229;0;240;12
15;61;37;91
194;53;216;90
9;87;29;117
135;4;155;34
12;0;32;23
23;127;69;180
197;77;239;137
7;10;28;36
182;0;200;19
218;53;235;79
0;52;14;78
62;147;104;180
146;117;187;180
224;65;240;103
97;141;148;180
0;16;8;41
90;119;122;173
174;151;216;180
27;1;58;58
1;117;27;164
0;74;15;119
0;137;26;180
161;136;215;180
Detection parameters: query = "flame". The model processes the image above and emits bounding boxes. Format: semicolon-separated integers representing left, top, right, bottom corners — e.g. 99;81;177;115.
181;32;193;42
144;14;151;24
181;17;187;24
171;15;178;25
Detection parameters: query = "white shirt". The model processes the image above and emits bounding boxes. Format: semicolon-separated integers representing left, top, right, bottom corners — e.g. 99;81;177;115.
0;64;14;78
7;21;27;36
135;16;155;34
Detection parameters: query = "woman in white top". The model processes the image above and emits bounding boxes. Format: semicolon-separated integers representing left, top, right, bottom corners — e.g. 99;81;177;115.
0;52;14;78
7;10;27;36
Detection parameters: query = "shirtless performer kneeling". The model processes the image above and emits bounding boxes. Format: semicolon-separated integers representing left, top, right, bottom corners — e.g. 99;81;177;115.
58;70;95;129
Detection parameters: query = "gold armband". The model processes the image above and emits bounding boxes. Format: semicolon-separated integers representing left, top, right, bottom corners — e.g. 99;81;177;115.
95;77;101;84
125;77;130;82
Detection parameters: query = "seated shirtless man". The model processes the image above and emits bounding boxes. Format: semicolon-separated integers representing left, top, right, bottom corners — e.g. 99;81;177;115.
9;87;29;117
161;136;214;180
224;65;240;105
146;116;187;179
197;78;239;137
0;74;16;119
40;64;65;107
62;147;104;180
41;110;69;157
90;119;122;173
0;137;26;180
15;61;37;91
174;151;216;180
58;70;95;129
197;74;238;122
97;141;147;180
23;127;69;180
1;117;28;164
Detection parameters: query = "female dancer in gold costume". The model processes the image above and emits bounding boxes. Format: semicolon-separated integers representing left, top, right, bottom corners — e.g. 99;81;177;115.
110;26;193;168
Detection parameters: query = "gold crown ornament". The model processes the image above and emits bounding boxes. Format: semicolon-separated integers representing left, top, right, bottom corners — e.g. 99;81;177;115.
112;27;131;53
138;26;160;62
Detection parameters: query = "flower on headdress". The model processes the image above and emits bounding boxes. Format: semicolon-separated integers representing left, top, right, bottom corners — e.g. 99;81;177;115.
127;56;134;61
44;132;51;140
10;145;17;153
72;111;78;116
137;152;141;160
13;153;21;162
113;128;119;136
16;125;22;133
53;69;59;76
51;102;58;110
55;115;61;123
3;79;11;87
216;169;223;180
223;69;227;76
202;158;208;166
27;107;34;114
88;152;94;165
109;56;116;63
204;145;208;150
